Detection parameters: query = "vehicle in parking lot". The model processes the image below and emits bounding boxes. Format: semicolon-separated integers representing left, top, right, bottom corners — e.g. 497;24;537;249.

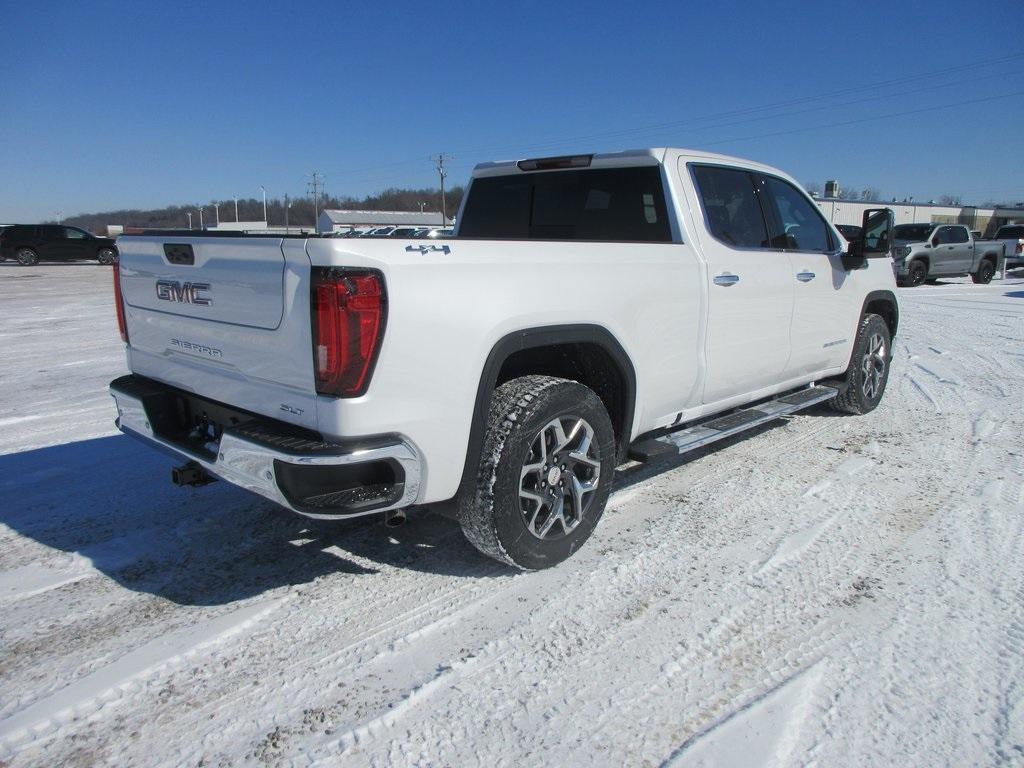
387;227;422;238
109;148;898;569
427;227;454;239
995;224;1024;267
892;223;1005;286
0;225;118;265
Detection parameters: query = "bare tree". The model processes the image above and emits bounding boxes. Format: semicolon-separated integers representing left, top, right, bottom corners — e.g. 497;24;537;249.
937;194;962;206
804;181;822;196
859;187;881;201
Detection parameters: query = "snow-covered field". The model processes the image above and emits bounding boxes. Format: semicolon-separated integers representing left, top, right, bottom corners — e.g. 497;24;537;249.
2;262;1023;767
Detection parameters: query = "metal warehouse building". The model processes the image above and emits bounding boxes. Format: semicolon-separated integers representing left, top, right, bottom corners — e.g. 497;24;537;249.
317;209;452;234
813;197;1024;236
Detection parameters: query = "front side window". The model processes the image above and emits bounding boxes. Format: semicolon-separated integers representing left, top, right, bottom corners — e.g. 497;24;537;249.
763;177;832;252
934;226;955;244
63;227;87;239
458;166;671;242
691;165;769;249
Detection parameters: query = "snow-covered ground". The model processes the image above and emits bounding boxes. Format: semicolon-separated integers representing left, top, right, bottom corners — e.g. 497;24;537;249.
2;262;1023;767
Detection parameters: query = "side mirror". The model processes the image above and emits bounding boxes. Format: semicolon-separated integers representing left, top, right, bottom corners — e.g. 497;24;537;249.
841;239;866;270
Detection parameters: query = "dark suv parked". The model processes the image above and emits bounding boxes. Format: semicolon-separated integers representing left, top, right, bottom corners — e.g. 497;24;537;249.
0;225;118;266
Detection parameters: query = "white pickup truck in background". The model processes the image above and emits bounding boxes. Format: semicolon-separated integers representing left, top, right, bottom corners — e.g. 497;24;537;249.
995;223;1024;268
108;148;899;569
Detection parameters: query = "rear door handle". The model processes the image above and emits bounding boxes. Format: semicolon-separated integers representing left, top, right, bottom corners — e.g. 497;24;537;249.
796;271;816;282
713;273;740;286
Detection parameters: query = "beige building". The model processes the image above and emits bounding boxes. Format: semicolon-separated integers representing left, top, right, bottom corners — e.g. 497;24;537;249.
813;197;1024;236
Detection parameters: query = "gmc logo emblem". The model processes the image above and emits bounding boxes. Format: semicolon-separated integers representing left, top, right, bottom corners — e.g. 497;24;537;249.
156;279;212;306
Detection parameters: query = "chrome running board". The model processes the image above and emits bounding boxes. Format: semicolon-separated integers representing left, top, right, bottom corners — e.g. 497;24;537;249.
628;385;838;462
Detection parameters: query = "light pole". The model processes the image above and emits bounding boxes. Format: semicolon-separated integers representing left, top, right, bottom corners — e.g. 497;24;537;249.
284;194;290;233
186;212;193;229
214;203;220;227
55;210;64;224
199;207;204;229
419;202;426;212
234;198;239;222
260;185;267;223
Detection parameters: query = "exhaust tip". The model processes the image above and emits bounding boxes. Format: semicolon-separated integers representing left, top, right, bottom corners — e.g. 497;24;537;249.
384;509;407;528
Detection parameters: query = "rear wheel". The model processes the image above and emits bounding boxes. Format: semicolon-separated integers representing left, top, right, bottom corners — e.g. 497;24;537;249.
458;375;616;570
971;259;995;284
828;314;891;415
97;247;117;265
15;248;38;266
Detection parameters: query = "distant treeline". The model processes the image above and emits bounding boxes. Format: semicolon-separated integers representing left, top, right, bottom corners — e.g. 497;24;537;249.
58;186;467;233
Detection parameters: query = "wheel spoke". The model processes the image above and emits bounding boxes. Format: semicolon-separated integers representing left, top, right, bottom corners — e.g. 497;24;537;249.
538;495;563;537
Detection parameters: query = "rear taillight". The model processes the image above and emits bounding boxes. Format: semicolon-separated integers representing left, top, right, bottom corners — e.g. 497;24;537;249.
311;268;386;397
112;262;128;343
1016;242;1023;255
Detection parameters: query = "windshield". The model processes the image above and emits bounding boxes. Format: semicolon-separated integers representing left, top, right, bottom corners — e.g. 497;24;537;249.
893;224;934;241
996;225;1024;239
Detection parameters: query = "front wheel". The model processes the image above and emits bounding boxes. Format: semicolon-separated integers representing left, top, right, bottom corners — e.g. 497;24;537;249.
458;375;616;570
15;248;38;266
828;314;892;415
971;259;995;284
97;247;117;265
904;260;927;287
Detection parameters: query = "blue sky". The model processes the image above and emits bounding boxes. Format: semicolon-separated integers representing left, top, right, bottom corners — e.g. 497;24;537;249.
1;0;1022;221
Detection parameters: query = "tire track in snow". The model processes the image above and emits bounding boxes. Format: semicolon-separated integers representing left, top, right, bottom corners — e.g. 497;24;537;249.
0;597;284;757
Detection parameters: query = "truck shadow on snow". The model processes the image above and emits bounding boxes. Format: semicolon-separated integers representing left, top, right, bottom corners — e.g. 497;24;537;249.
1;412;833;606
0;435;503;607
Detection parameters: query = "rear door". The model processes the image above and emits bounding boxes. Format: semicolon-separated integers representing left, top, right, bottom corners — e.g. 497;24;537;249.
37;226;68;261
687;163;794;403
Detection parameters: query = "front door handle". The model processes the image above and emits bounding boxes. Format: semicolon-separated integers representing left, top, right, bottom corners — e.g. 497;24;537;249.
796;271;816;282
713;273;740;286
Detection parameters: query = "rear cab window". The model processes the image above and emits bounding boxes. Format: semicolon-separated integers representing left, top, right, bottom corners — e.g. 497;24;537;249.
690;165;770;249
458;166;672;242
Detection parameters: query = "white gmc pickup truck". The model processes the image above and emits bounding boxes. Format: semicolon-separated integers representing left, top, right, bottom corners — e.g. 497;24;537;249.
109;148;899;569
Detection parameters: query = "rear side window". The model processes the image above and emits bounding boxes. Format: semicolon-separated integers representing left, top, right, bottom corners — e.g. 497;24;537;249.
948;226;968;244
458;167;671;242
996;225;1024;239
691;165;769;249
763;177;833;252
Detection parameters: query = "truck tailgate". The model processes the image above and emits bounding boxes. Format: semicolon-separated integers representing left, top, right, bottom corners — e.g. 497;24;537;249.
117;236;319;430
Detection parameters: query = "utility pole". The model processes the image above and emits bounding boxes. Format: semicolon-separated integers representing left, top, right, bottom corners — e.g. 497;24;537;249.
234;197;239;222
214;202;220;226
308;172;325;231
260;185;267;223
55;210;63;224
186;212;193;229
284;194;290;233
433;154;453;223
199;207;204;230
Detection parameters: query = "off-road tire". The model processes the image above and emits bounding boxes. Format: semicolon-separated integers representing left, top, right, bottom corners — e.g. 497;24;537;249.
971;259;995;284
458;375;616;570
16;248;38;266
97;247;117;266
828;313;891;415
904;259;927;287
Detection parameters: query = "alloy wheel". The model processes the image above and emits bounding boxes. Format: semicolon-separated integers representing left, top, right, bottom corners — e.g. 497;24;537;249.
518;416;601;540
861;332;887;400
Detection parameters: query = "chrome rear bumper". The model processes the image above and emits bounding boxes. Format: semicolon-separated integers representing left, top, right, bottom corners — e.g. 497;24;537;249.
109;375;421;519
